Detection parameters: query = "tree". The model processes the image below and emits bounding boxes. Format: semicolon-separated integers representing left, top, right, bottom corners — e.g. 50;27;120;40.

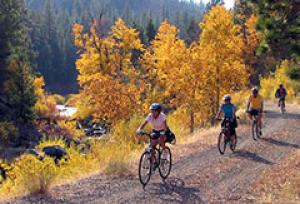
199;6;249;119
73;18;144;125
146;18;157;44
0;0;36;124
206;0;224;11
186;17;200;46
251;0;300;61
143;21;206;133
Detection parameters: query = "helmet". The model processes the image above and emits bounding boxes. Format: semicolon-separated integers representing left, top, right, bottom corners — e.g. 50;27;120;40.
223;95;231;101
252;87;259;94
149;103;161;111
279;83;283;88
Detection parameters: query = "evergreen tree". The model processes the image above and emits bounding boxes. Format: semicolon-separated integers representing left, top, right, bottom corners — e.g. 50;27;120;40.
0;0;36;124
186;16;200;45
251;0;300;61
146;18;156;44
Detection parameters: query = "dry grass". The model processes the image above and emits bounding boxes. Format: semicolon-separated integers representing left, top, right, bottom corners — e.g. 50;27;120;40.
253;150;300;203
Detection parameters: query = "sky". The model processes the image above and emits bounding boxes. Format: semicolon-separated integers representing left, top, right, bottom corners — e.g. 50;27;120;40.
195;0;235;9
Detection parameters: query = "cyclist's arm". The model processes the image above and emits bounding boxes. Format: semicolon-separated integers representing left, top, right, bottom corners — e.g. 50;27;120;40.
232;106;237;117
137;120;148;133
164;120;168;132
216;107;223;119
246;98;250;112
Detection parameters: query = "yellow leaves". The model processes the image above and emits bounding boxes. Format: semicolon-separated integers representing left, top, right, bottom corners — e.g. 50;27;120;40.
244;15;262;65
72;24;84;48
73;18;145;125
33;76;57;119
199;5;249;98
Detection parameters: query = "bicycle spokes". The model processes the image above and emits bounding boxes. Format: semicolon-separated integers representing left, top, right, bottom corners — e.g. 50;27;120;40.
138;152;151;186
159;147;172;179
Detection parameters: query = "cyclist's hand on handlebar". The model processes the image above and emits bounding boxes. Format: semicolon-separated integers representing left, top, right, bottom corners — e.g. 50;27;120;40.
136;129;143;136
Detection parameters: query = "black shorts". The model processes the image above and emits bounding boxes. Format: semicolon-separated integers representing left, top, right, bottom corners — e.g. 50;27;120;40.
249;109;260;116
151;130;164;140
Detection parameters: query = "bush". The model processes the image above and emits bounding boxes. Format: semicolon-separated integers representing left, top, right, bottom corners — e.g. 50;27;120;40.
0;122;18;144
11;154;57;194
167;107;190;143
260;60;300;101
112;114;148;146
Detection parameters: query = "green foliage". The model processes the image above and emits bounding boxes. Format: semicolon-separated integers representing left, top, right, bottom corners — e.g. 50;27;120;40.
25;0;205;94
0;0;37;124
0;122;18;143
252;0;300;61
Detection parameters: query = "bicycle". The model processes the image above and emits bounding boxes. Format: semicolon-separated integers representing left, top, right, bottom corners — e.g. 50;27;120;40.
278;98;286;114
251;113;261;140
137;131;172;187
216;117;237;155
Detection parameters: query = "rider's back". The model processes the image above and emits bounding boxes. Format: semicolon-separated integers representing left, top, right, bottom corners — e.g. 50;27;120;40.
249;95;263;110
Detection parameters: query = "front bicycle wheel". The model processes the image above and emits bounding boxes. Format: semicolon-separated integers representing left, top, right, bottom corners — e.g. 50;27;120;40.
159;147;172;180
138;151;152;186
218;132;226;155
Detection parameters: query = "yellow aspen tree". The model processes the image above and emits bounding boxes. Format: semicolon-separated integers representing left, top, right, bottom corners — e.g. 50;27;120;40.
244;15;262;67
143;21;207;132
73;18;144;125
199;5;249;118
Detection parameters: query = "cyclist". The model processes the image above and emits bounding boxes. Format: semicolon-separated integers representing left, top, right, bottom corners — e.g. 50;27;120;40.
275;83;287;109
216;95;238;141
136;103;168;169
246;87;264;135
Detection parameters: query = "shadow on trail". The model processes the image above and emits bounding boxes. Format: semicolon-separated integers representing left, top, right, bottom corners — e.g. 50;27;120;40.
265;110;300;120
233;150;274;165
147;177;205;204
261;137;300;149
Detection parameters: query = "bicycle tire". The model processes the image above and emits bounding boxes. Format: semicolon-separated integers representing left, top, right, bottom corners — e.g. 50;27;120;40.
159;147;172;180
138;151;152;186
218;132;226;155
230;134;237;152
252;121;257;140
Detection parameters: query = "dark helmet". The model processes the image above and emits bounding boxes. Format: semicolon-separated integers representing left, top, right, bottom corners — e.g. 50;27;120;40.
279;83;283;88
149;103;161;111
252;87;259;94
223;94;231;101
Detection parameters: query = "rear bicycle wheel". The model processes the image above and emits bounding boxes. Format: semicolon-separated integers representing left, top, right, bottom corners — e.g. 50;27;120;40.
218;132;226;155
230;134;237;152
252;121;257;140
138;151;152;186
159;147;172;180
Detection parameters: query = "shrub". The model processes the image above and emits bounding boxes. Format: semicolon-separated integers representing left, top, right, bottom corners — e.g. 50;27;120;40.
260;60;300;101
167;107;190;143
11;154;57;194
112;114;148;146
0;122;18;144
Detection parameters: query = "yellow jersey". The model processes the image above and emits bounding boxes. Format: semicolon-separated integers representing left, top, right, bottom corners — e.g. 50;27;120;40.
249;95;263;110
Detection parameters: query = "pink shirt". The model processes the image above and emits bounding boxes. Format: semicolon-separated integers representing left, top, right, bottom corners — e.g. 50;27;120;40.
146;112;166;131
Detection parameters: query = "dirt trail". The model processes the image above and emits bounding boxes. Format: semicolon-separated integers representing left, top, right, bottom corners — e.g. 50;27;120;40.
5;103;300;204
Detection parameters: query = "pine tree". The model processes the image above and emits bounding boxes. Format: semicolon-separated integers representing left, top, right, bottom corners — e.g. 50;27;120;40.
251;0;300;61
0;0;36;124
146;18;156;44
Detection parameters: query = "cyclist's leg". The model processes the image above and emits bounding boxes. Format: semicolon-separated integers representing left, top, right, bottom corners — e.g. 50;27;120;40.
258;112;263;130
150;139;159;164
159;135;167;149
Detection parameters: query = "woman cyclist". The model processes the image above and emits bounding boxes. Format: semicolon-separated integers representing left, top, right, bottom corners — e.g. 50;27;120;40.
216;95;238;141
136;103;168;169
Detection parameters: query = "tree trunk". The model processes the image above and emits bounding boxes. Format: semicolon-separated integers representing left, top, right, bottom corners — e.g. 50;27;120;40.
190;109;194;133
